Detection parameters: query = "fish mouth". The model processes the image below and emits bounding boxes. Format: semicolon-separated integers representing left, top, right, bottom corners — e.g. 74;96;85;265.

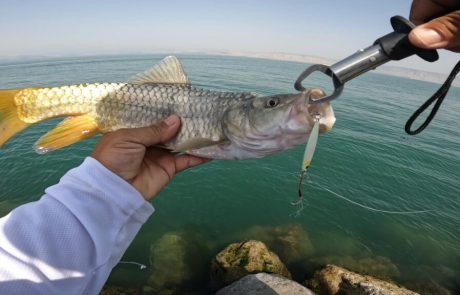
293;89;336;133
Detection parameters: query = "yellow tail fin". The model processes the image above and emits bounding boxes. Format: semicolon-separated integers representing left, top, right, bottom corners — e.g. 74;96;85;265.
0;89;30;147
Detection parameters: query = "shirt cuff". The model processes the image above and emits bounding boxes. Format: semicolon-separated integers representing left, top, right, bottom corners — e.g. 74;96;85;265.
46;157;154;223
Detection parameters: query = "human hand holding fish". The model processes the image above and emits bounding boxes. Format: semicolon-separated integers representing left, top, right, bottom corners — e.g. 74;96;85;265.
91;114;209;200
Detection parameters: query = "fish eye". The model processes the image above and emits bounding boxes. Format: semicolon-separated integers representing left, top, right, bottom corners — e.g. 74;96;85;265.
264;97;280;108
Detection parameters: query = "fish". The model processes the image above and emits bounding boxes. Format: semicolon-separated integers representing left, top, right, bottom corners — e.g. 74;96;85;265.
0;56;336;160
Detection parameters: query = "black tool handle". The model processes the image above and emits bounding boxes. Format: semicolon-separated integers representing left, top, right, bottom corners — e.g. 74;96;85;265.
375;16;438;62
329;16;439;85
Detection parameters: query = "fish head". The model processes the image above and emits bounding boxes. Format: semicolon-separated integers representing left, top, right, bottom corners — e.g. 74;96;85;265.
222;88;335;158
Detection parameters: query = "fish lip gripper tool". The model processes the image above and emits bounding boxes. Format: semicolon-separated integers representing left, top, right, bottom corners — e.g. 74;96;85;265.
295;15;439;104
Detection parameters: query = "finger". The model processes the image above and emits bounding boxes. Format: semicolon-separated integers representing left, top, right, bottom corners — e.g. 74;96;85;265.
174;154;210;173
121;115;181;147
409;10;460;51
409;0;458;25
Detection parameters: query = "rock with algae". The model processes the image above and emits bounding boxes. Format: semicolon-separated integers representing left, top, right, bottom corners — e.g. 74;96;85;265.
211;240;291;288
241;224;314;265
216;273;316;295
307;264;419;295
310;255;400;279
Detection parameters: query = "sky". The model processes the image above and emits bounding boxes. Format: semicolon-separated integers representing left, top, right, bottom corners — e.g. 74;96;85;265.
0;0;458;74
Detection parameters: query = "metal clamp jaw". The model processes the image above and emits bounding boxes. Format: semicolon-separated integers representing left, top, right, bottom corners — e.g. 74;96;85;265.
295;16;439;104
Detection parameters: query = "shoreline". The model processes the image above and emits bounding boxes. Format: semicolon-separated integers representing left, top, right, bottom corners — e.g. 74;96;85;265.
0;51;458;87
211;50;460;87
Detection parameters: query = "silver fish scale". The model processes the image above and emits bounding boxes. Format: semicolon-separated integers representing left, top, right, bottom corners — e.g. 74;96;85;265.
16;82;257;150
95;83;257;148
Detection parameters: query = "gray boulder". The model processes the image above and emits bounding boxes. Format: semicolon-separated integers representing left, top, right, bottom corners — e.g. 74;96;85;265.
216;273;316;295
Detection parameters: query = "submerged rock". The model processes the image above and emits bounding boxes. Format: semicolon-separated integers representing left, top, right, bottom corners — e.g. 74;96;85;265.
310;255;400;279
307;264;418;295
313;230;373;257
211;240;291;287
145;231;209;294
242;224;314;265
401;264;458;295
99;285;138;295
216;273;316;295
404;280;451;295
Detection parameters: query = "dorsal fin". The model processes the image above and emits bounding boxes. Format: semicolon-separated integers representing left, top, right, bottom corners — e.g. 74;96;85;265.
128;56;190;85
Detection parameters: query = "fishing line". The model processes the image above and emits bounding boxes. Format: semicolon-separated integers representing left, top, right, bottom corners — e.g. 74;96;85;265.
310;179;433;215
118;261;147;270
290;109;432;215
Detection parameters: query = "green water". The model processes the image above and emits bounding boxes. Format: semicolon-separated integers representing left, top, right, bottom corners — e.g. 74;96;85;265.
0;55;459;294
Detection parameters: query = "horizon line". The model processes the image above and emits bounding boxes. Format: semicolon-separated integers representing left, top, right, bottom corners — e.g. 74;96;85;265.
0;50;456;87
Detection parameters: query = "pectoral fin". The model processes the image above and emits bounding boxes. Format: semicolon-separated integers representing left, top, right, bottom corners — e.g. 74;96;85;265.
173;138;226;152
34;115;99;154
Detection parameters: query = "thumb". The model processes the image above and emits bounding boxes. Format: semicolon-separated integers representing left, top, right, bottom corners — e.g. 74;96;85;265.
409;10;460;52
122;115;181;147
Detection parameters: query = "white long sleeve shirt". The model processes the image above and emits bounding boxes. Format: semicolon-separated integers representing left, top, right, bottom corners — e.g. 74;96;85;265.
0;157;154;295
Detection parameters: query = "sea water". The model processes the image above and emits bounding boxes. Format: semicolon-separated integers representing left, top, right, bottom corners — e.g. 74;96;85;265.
0;55;459;293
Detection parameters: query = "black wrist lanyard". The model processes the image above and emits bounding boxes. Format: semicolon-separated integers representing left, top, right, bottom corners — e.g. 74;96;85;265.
405;60;460;135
